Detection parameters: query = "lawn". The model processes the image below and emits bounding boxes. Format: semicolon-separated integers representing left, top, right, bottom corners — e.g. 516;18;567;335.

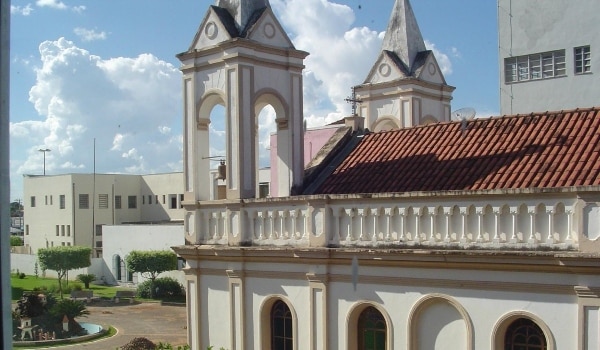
11;274;133;301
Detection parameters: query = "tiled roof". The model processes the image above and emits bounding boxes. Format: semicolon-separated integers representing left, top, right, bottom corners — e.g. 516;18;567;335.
314;107;600;194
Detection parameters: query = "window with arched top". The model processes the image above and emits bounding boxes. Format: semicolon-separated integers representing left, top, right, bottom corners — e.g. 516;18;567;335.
271;300;293;350
504;318;547;350
357;306;386;350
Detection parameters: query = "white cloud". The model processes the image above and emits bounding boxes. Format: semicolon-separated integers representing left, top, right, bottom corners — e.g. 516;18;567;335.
74;27;107;42
36;0;67;10
11;37;182;178
424;40;453;76
11;4;34;16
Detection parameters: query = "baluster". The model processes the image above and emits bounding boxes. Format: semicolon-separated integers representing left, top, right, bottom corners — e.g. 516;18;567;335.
528;208;537;244
510;209;518;243
444;208;452;243
385;208;393;241
476;208;484;243
546;209;555;244
492;208;500;244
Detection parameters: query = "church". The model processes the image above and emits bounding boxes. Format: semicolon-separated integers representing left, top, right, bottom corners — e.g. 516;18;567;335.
173;1;600;349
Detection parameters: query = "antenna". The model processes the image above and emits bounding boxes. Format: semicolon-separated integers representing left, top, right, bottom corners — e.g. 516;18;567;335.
345;86;363;116
451;107;476;135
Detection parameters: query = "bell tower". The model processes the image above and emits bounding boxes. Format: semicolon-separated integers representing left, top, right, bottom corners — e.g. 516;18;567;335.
355;0;454;131
179;0;307;202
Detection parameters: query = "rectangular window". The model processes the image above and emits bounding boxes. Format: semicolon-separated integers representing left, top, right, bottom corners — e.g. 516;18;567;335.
25;225;29;235
95;241;102;248
505;49;566;83
148;195;152;205
99;194;109;209
95;224;103;236
163;195;166;204
142;196;145;205
179;194;184;209
67;225;71;236
155;195;159;205
55;225;59;236
128;195;137;209
59;195;65;209
50;195;53;205
30;196;36;208
115;195;122;209
45;195;48;205
61;225;65;236
169;194;177;209
79;194;89;209
575;45;591;74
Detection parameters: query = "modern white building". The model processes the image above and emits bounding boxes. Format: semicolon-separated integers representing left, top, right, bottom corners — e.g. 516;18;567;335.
498;0;599;115
173;1;600;350
23;172;184;257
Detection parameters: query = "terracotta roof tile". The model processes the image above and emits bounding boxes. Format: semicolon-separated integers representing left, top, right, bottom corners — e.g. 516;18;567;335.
314;107;600;194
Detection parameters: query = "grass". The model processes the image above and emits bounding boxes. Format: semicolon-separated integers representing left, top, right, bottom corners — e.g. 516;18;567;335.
11;274;134;301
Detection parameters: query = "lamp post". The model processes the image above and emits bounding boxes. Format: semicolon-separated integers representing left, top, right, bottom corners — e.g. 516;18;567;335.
38;148;50;176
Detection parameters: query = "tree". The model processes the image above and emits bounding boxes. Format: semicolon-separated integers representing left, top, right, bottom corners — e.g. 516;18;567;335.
10;236;23;246
37;246;92;299
76;273;96;289
10;201;23;217
126;250;178;298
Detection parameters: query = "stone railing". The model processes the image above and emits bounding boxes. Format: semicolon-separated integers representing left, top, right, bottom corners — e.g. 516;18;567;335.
183;191;587;250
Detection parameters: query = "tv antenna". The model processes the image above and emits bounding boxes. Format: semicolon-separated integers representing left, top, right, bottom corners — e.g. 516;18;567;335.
451;107;476;135
345;86;363;116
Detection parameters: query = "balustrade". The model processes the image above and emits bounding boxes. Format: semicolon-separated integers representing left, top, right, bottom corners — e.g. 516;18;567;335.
184;196;580;249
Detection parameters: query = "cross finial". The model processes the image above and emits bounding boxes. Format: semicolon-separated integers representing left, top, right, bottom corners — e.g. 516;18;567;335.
345;86;363;116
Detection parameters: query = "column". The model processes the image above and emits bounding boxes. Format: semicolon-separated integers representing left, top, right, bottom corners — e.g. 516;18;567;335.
345;209;354;242
398;208;406;241
528;207;537;244
384;208;393;241
307;273;328;350
459;208;468;244
492;208;501;244
546;209;555;244
476;208;484;243
443;208;452;243
227;270;245;350
429;208;437;242
510;208;518;243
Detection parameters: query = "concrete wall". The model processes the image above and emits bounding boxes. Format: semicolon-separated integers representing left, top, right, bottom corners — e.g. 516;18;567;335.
498;0;600;115
184;257;594;350
10;254;105;281
102;224;184;286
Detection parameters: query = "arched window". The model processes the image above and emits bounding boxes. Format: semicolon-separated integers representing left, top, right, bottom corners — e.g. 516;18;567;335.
504;318;547;350
271;300;293;350
358;306;386;350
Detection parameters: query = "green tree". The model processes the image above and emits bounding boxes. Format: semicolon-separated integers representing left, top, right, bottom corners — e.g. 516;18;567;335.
10;236;23;246
37;246;92;299
126;250;178;298
76;273;95;289
10;201;23;217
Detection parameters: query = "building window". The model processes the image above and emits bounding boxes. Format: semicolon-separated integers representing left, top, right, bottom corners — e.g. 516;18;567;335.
259;183;270;198
148;195;152;205
155;195;159;204
25;225;29;235
59;195;65;209
115;195;122;209
142;196;145;205
358;307;386;350
45;195;48;205
505;50;566;83
55;225;59;236
99;194;109;209
30;196;36;208
504;318;547;350
271;300;293;350
95;224;103;236
61;225;65;236
163;195;166;204
128;195;137;209
179;194;184;208
575;45;591;74
79;194;89;209
67;225;71;236
50;195;53;205
169;194;177;209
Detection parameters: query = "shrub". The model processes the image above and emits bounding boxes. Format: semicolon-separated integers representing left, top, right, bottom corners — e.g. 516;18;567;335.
19;272;26;279
71;282;83;291
137;277;184;299
121;337;156;350
77;273;96;289
10;236;24;246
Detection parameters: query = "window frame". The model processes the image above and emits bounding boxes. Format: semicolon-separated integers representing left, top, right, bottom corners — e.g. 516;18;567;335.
115;195;122;209
505;50;566;83
128;195;137;209
78;194;89;209
59;194;66;209
574;45;591;74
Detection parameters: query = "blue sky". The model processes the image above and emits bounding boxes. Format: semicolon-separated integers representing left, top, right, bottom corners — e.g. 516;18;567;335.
9;0;499;200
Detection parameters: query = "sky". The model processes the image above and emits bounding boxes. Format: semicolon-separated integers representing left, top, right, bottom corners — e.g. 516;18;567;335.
9;0;499;201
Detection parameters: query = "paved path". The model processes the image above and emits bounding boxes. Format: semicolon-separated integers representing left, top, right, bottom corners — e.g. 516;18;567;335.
32;301;188;349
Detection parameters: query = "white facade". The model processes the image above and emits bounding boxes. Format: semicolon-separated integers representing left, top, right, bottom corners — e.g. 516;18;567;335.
498;0;600;115
174;1;600;350
102;223;184;286
23;172;184;256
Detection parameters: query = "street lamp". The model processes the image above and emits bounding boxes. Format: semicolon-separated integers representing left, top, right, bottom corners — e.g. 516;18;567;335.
38;148;51;175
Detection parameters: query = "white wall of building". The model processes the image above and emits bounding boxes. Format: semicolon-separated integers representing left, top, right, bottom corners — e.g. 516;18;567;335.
102;223;184;286
23;172;184;256
184;257;588;350
498;0;600;115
